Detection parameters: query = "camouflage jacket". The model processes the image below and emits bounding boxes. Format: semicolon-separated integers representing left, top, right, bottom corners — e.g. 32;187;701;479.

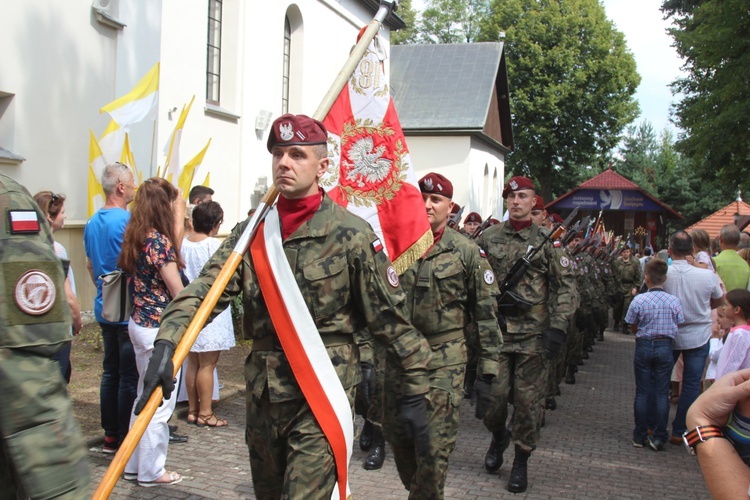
400;227;500;377
477;222;576;337
613;257;642;293
157;194;431;402
0;172;71;354
574;252;596;313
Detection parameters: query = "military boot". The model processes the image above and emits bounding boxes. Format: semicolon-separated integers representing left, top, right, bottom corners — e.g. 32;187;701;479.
581;350;589;360
597;328;604;342
506;445;531;493
359;419;373;451
363;428;386;470
565;365;576;385
484;430;511;473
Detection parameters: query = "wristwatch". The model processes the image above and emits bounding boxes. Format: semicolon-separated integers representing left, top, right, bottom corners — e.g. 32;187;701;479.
682;425;724;456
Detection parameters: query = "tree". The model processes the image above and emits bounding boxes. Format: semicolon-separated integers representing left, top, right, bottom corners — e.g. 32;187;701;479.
391;0;420;45
662;0;750;191
478;0;641;202
419;0;489;43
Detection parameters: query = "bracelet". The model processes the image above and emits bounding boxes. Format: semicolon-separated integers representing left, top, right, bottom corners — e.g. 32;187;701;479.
682;425;725;456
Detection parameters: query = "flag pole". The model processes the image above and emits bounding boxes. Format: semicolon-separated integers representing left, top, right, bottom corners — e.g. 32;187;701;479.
92;2;397;497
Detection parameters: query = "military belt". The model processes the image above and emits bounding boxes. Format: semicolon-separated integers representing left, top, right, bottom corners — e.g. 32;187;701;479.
252;334;353;351
503;303;546;317
425;328;464;347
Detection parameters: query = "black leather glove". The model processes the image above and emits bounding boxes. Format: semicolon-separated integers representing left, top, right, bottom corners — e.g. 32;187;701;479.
134;340;175;415
398;394;431;456
542;328;567;360
471;374;494;420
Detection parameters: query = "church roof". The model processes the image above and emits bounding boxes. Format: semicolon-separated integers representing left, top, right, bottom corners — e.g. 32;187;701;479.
685;200;750;239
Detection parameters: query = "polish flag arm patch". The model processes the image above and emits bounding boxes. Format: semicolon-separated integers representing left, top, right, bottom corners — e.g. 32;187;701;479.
479;248;487;258
372;238;384;253
9;210;41;234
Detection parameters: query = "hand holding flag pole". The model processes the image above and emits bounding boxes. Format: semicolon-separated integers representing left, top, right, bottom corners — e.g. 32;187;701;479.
91;2;398;498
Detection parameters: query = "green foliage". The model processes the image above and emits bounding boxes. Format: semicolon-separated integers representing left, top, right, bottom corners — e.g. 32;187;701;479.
477;0;641;202
419;0;489;43
662;0;750;193
614;120;733;232
391;0;420;45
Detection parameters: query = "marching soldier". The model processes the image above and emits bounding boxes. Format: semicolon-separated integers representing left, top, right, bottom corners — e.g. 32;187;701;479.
475;176;576;493
383;173;501;499
463;212;482;237
0;171;90;498
612;247;642;333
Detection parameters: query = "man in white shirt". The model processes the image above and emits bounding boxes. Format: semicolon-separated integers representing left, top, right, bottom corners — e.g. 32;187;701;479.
663;230;724;445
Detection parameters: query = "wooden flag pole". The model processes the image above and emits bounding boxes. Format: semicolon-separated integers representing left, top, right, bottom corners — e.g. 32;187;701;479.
92;2;397;498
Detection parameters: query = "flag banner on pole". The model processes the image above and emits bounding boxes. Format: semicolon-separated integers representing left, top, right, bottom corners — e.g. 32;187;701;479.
178;139;211;197
100;62;160;128
163;95;195;185
250;211;353;500
323;36;432;275
98;119;127;165
88;130;108;217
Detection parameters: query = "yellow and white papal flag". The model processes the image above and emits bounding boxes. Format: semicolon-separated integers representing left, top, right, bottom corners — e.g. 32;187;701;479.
100;62;159;128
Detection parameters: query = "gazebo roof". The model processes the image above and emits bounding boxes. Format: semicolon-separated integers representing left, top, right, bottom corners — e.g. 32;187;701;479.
685;200;750;239
578;169;639;190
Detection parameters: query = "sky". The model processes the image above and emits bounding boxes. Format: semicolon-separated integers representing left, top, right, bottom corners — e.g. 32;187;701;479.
409;0;685;134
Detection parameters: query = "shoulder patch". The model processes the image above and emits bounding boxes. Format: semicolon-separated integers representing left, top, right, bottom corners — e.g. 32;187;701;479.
9;210;41;234
553;240;561;248
15;269;56;315
386;266;399;288
372;238;384;253
559;256;570;268
479;248;487;258
483;269;495;285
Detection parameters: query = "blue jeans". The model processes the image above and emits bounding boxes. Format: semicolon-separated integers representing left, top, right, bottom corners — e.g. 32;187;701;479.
672;341;710;437
633;338;674;442
100;322;138;440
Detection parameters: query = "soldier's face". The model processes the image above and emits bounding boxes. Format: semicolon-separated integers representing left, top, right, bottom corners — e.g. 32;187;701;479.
272;145;328;200
622;248;631;260
464;221;480;234
506;189;534;221
530;209;547;226
422;193;453;232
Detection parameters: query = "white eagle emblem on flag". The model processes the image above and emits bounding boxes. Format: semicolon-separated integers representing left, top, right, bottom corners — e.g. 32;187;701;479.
279;123;294;141
344;137;392;187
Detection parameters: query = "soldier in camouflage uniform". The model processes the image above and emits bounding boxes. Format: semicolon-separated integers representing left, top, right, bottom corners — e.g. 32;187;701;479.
612;247;642;333
476;176;576;493
353;329;388;470
382;173;500;499
136;114;433;499
0;171;90;499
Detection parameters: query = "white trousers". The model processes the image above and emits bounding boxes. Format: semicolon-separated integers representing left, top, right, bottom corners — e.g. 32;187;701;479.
125;319;179;482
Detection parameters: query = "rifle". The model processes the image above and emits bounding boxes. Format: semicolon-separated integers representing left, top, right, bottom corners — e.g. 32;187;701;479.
496;207;578;316
470;214;493;239
447;205;465;230
561;215;590;247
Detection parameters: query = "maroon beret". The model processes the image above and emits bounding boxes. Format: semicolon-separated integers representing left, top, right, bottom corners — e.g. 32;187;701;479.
502;176;535;199
419;172;453;199
532;195;545;211
450;203;462;215
464;212;482;224
550;213;564;224
488;218;500;226
267;114;328;152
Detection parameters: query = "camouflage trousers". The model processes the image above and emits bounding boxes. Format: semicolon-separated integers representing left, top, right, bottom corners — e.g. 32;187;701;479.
566;312;585;366
383;362;465;500
355;340;385;430
245;385;356;500
483;335;546;453
0;347;89;500
614;290;635;324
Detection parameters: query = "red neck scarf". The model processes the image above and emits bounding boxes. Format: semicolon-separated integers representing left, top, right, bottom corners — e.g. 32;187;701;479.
509;219;532;231
431;227;445;249
277;189;323;240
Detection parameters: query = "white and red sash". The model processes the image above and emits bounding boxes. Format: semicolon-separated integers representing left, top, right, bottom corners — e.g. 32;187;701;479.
249;207;353;500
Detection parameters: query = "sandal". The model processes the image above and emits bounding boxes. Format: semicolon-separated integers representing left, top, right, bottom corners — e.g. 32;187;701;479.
138;471;182;487
187;410;199;425
196;413;228;428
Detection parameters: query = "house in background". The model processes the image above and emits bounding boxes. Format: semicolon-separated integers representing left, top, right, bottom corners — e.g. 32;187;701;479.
390;42;514;219
685;196;750;240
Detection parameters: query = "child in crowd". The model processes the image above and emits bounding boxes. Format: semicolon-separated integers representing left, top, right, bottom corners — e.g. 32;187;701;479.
716;289;750;378
704;305;732;391
625;258;684;451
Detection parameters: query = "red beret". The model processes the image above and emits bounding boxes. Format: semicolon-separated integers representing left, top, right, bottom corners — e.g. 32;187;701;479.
267;114;328;152
419;173;453;199
450;203;462;215
532;195;545;211
488;218;500;226
550;213;564;224
502;176;535;199
464;212;482;224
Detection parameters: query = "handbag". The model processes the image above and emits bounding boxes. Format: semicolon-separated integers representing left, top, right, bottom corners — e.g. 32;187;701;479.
99;269;132;323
